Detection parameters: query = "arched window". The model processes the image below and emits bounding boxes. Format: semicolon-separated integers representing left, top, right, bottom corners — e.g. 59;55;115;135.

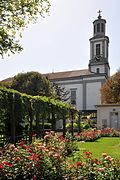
94;25;96;34
96;44;100;55
96;68;100;73
97;23;100;32
101;23;104;32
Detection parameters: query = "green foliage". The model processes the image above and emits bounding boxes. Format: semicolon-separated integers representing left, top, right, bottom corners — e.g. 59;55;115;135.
32;122;52;129
0;131;73;179
0;86;77;143
11;71;53;96
66;122;78;131
81;120;95;129
0;79;12;88
101;71;120;104
0;0;50;57
0;133;120;180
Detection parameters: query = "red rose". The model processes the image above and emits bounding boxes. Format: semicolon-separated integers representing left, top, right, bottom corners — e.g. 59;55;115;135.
76;162;83;166
0;166;3;170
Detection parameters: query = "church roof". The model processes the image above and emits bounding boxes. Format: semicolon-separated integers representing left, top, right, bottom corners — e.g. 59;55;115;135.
45;69;94;80
0;69;95;83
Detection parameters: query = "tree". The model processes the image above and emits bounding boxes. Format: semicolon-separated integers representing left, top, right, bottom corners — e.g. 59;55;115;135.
0;79;12;88
101;71;120;104
0;0;50;57
51;82;70;102
11;71;53;97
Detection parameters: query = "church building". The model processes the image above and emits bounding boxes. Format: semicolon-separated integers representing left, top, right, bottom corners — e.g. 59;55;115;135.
45;12;110;110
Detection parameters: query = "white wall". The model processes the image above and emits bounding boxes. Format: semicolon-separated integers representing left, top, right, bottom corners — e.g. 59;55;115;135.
91;65;105;74
55;75;105;110
97;105;120;130
60;83;83;110
86;82;101;110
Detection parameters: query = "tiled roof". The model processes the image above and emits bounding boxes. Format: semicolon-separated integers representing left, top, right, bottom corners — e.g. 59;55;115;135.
44;69;94;80
0;69;95;83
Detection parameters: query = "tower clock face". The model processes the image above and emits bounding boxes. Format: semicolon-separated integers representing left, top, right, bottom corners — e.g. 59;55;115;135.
95;55;102;61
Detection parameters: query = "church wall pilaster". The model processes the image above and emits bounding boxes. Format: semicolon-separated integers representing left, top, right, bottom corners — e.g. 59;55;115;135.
83;82;86;110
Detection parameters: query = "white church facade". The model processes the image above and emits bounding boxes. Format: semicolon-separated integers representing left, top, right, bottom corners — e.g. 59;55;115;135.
45;12;110;110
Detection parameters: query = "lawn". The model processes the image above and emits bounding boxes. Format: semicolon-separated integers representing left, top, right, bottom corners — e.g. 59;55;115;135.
75;137;120;160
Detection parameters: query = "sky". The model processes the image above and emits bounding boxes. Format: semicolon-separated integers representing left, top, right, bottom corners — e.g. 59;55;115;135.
0;0;120;81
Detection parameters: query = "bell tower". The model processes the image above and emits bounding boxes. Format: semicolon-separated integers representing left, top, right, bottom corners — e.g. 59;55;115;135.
89;11;110;77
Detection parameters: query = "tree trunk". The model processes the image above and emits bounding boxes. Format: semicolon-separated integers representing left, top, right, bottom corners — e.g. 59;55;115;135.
63;115;66;137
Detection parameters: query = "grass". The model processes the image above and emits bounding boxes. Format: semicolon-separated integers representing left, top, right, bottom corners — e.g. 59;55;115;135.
74;137;120;160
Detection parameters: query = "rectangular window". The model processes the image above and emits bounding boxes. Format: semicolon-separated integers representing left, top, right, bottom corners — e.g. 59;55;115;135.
97;23;100;32
96;44;100;55
71;90;76;105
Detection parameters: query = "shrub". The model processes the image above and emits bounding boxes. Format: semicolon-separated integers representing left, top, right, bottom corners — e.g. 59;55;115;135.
101;128;120;137
66;122;78;131
75;128;120;142
67;152;120;180
76;128;101;142
0;131;120;180
0;131;74;179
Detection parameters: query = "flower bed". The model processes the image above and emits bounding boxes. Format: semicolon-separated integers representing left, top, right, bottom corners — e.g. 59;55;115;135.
76;128;101;142
67;151;120;180
0;131;120;179
76;128;120;142
0;131;74;179
101;128;120;137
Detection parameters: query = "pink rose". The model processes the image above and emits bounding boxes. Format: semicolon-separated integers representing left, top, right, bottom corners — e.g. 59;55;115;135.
105;156;111;160
45;131;49;135
14;148;19;152
33;175;37;180
38;146;45;149
9;144;15;148
50;131;54;134
54;153;61;158
102;153;107;157
98;168;105;172
32;134;37;137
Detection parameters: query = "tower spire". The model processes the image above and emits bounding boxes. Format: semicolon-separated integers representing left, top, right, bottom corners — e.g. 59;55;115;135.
89;12;110;77
97;10;102;19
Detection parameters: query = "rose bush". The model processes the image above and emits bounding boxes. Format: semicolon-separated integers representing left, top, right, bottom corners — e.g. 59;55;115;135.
76;128;101;142
67;152;120;180
76;128;120;142
0;131;75;179
0;131;120;179
101;128;120;137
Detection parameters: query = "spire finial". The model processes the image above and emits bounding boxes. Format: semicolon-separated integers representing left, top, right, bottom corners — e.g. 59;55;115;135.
97;10;102;19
